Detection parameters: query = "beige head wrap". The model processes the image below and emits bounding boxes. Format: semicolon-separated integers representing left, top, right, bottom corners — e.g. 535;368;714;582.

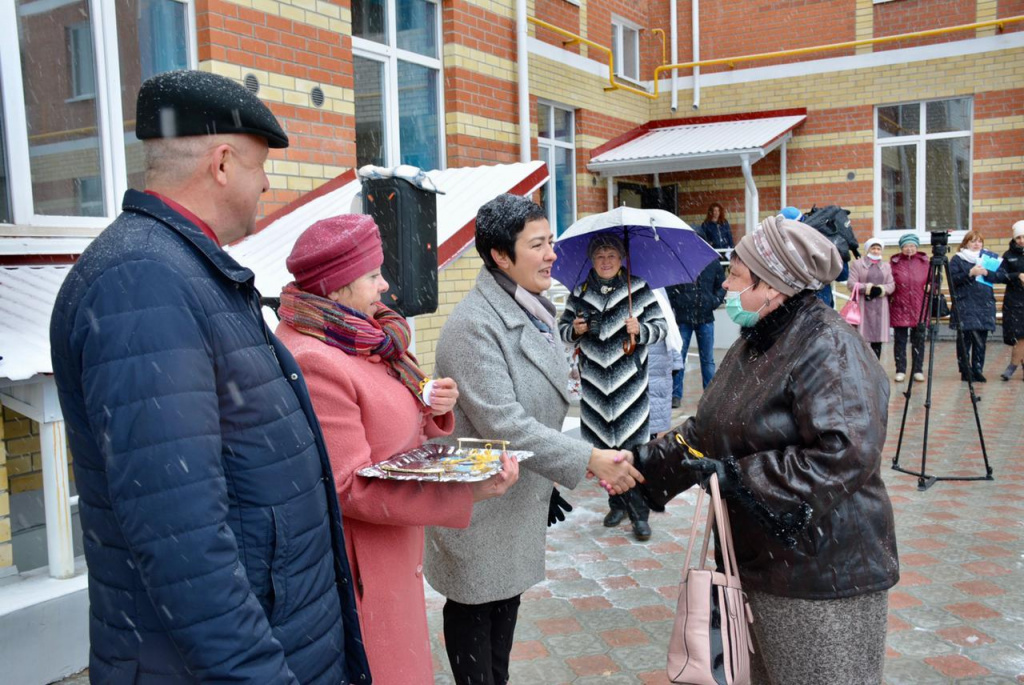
734;215;843;296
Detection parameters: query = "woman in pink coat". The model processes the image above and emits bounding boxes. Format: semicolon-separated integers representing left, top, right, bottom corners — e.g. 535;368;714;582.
847;238;896;359
276;214;518;684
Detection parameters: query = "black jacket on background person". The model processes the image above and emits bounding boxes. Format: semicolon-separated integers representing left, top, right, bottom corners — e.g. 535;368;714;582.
698;220;734;250
949;252;1008;332
1000;241;1024;344
665;260;726;326
636;292;899;600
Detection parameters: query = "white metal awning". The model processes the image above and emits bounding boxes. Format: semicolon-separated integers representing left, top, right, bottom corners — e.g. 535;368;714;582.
588;114;806;177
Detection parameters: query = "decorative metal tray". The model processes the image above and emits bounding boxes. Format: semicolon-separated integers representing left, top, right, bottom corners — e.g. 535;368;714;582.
358;438;533;482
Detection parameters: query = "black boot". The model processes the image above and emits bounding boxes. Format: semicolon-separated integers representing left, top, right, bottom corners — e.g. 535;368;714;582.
623;490;651;542
603;508;626;527
1001;364;1018;381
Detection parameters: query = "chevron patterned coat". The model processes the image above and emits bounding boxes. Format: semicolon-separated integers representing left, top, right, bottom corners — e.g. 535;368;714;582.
559;273;667;450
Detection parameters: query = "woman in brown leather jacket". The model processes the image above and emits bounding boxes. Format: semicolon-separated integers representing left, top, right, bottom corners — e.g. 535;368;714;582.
637;215;899;685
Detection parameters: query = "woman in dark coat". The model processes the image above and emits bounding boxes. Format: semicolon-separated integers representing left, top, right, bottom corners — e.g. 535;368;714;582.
998;220;1024;380
698;202;734;250
559;234;667;540
949;231;1008;382
635;215;899;685
889;233;930;382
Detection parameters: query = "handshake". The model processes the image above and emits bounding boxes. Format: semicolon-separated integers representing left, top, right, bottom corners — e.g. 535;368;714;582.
863;285;885;301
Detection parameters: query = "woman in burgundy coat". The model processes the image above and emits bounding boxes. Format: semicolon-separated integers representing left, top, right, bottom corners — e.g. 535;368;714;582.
277;215;519;684
889;233;931;382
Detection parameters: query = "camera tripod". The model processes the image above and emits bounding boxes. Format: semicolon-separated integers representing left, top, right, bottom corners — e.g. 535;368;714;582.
891;232;994;491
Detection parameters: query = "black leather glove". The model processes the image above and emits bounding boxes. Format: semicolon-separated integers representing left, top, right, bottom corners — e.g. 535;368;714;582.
687;458;738;498
868;285;884;300
547;488;573;527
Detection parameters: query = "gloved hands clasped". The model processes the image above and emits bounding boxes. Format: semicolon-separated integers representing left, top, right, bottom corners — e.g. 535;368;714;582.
547;487;573;526
864;285;885;301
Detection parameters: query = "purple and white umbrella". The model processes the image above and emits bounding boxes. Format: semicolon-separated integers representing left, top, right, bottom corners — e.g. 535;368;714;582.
552;207;719;291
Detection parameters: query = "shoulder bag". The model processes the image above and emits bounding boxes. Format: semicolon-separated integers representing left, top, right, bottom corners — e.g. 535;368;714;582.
667;473;755;685
840;282;862;326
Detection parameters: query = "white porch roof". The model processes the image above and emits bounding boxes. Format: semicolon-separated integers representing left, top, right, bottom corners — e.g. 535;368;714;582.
0;161;548;383
588;114;806;177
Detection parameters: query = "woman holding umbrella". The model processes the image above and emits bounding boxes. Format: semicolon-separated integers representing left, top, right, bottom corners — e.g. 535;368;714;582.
558;234;667;540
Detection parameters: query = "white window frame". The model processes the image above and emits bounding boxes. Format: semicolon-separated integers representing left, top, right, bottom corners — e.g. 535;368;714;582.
537;100;576;235
67;21;97;101
352;0;445;170
611;17;641;83
0;0;197;230
872;97;973;244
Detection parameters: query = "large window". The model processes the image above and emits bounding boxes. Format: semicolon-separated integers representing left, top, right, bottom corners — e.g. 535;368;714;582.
611;18;641;82
537;102;576;235
0;0;193;227
353;0;443;171
875;97;972;239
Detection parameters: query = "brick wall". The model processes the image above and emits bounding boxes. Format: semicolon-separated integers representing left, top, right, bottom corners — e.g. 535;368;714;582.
414;249;485;374
2;407;43;496
197;0;356;218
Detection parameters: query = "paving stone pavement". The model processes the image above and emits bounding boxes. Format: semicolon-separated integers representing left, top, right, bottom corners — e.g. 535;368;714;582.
425;341;1024;684
54;342;1023;684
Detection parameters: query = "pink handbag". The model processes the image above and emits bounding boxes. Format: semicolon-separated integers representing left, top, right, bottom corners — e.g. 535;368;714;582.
840;283;862;326
667;473;754;685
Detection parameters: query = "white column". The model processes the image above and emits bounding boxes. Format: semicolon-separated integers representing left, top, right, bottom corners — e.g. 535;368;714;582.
40;420;74;579
741;157;759;235
606;176;615;210
780;141;788;210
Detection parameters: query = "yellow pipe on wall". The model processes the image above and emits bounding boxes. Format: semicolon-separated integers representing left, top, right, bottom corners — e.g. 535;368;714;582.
529;14;1024;101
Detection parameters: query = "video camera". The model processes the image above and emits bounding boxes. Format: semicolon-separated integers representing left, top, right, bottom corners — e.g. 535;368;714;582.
930;230;950;257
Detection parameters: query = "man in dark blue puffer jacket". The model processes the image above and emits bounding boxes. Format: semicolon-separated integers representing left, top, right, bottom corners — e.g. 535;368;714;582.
49;70;370;684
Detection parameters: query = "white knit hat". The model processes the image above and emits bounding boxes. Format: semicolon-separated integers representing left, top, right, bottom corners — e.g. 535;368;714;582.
1013;220;1024;239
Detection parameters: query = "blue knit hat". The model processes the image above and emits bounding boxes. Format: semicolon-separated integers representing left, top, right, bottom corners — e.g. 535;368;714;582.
898;233;920;248
780;206;803;221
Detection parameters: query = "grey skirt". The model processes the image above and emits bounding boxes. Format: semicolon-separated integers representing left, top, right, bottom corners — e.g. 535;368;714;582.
747;589;889;685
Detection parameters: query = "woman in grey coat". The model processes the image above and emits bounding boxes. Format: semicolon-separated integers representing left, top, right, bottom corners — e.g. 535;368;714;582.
425;194;643;685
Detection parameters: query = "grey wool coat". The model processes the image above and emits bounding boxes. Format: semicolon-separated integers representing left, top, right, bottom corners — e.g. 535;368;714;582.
424;268;593;604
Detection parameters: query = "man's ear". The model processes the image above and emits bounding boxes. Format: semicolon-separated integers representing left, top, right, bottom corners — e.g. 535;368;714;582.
491;248;511;269
210;144;232;188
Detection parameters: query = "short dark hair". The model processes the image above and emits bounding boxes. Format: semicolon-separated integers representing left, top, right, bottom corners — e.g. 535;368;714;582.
475;194;547;268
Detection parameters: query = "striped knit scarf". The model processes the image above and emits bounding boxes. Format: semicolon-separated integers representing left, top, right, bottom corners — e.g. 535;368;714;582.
279;283;429;410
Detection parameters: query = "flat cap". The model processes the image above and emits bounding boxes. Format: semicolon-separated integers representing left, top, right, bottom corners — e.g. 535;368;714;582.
136;70;288;148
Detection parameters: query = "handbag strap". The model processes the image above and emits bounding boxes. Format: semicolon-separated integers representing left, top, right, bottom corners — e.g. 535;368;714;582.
681;473;742;583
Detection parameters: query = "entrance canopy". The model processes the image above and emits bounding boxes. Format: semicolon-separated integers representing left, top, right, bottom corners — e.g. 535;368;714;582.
587;109;807;234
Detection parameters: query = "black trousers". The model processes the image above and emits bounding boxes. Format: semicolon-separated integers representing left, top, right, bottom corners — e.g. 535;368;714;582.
893;326;925;374
443;595;521;685
870;342;882;359
956;329;988;376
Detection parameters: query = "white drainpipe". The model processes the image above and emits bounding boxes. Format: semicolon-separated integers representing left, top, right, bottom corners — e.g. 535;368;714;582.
517;0;531;162
670;0;679;112
741;156;759;235
606;176;616;210
691;0;700;110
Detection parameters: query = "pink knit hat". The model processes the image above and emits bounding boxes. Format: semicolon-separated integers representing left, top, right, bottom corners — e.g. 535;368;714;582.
286;214;384;296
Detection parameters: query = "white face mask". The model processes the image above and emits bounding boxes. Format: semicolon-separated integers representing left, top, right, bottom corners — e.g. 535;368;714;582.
867;253;882;261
